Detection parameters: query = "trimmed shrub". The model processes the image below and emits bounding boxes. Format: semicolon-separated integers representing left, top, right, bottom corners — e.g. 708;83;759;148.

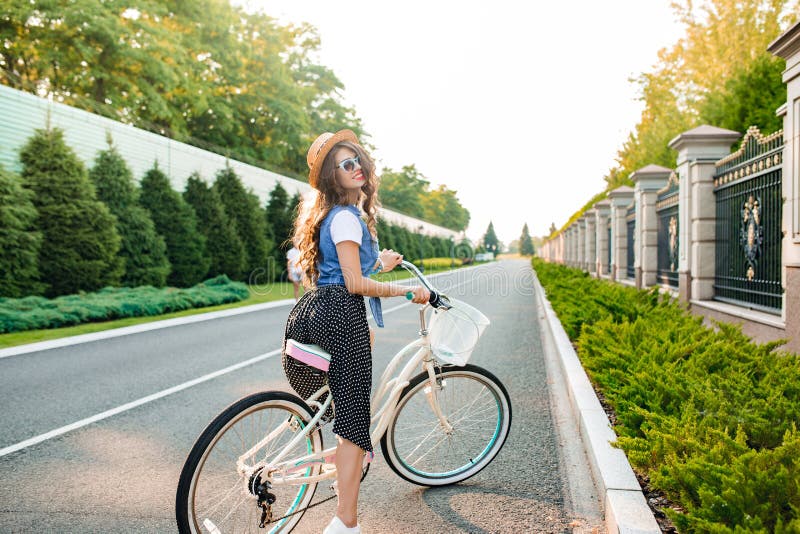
139;164;210;287
214;165;272;280
533;258;800;532
20;128;122;297
0;275;249;334
89;144;170;287
0;165;43;296
183;173;246;280
265;181;294;281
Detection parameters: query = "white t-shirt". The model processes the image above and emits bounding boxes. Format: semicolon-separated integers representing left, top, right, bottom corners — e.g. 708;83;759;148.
286;247;300;264
330;210;363;244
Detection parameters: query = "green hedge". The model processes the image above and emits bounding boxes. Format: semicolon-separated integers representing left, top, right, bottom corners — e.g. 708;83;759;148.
533;259;800;533
0;275;249;334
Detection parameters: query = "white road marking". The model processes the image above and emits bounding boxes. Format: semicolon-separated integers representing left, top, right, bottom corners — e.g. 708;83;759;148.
0;349;282;458
0;266;488;457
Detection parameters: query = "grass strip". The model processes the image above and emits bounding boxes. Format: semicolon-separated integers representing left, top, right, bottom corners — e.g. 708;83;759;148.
0;264;462;349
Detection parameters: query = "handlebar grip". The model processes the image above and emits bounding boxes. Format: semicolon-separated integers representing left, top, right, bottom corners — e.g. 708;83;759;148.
405;289;441;307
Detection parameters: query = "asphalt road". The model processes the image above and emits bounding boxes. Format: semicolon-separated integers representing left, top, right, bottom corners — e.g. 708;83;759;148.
0;260;602;533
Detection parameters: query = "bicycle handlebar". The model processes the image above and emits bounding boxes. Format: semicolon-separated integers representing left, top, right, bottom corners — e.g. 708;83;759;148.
399;260;452;309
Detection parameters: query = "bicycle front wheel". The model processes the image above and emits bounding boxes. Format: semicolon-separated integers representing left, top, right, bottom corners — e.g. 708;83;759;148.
176;391;323;534
380;364;512;486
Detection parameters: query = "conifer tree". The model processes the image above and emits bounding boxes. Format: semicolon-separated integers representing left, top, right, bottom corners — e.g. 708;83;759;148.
214;165;272;280
0;165;43;296
376;218;396;251
482;221;499;254
183;173;246;280
289;192;302;219
265;182;294;280
139;163;209;287
20;128;122;296
520;223;535;256
266;182;293;251
90;143;170;287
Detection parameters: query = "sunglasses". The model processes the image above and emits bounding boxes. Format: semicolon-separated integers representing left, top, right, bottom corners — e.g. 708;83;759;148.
335;156;361;172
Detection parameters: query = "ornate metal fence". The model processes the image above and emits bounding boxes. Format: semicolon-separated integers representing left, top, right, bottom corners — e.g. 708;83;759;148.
626;203;636;279
713;127;783;313
656;173;679;288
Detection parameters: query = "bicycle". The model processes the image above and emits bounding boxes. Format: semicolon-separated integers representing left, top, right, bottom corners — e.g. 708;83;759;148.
176;261;512;533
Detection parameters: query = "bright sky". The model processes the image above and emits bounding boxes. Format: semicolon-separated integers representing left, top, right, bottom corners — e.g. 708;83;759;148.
236;0;685;244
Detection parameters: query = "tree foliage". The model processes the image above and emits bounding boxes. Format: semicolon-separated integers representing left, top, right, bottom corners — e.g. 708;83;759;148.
139;163;209;287
0;165;42;297
183;173;245;280
20;128;122;297
379;165;469;231
604;0;798;191
90;143;170;287
0;0;364;178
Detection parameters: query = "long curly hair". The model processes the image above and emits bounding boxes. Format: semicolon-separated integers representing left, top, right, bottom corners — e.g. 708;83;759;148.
292;141;380;285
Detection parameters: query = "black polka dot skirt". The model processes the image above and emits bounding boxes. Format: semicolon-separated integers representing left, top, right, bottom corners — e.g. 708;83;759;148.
282;285;373;453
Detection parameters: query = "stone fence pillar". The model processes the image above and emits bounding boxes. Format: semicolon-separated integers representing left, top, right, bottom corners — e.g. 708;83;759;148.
770;23;800;348
630;165;671;288
577;217;586;270
565;227;572;266
595;200;611;276
585;210;597;274
608;186;634;282
668;126;740;300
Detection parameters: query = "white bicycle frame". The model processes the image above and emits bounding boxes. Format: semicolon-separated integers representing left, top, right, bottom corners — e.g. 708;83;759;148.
237;263;452;487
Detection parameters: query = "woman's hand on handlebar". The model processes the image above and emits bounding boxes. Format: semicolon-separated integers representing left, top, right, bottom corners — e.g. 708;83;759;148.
406;285;430;304
379;249;403;272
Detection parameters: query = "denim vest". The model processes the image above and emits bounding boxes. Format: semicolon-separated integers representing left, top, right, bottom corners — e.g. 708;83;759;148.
317;205;384;327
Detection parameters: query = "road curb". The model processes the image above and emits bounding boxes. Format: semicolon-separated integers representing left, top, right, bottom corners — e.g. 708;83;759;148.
532;272;660;534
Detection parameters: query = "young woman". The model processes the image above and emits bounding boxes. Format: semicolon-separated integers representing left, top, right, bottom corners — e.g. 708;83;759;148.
282;130;429;534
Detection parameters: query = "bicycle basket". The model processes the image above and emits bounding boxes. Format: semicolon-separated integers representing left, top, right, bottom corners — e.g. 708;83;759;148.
428;299;490;366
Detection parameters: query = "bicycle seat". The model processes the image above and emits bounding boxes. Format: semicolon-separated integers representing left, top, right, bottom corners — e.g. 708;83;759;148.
285;339;331;372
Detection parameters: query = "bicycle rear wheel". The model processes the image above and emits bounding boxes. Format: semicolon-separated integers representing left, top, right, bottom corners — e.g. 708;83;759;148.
381;364;512;486
176;391;323;534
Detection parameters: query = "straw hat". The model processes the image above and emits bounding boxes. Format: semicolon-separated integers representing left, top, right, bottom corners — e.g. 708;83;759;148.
306;129;360;189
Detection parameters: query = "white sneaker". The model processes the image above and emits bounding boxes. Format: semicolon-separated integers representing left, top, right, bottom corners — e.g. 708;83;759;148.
322;515;361;534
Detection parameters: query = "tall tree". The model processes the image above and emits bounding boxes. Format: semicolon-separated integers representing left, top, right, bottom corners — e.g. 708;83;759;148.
266;182;293;251
139;163;209;287
265;181;294;281
214;165;272;280
20;128;122;297
604;0;797;189
699;53;786;135
0;165;42;296
422;184;470;231
519;223;535;255
482;221;499;254
90;143;170;287
183;173;245;280
0;0;366;177
379;165;429;218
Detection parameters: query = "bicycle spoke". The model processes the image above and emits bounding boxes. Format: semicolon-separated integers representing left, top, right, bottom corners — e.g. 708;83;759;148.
384;370;509;483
